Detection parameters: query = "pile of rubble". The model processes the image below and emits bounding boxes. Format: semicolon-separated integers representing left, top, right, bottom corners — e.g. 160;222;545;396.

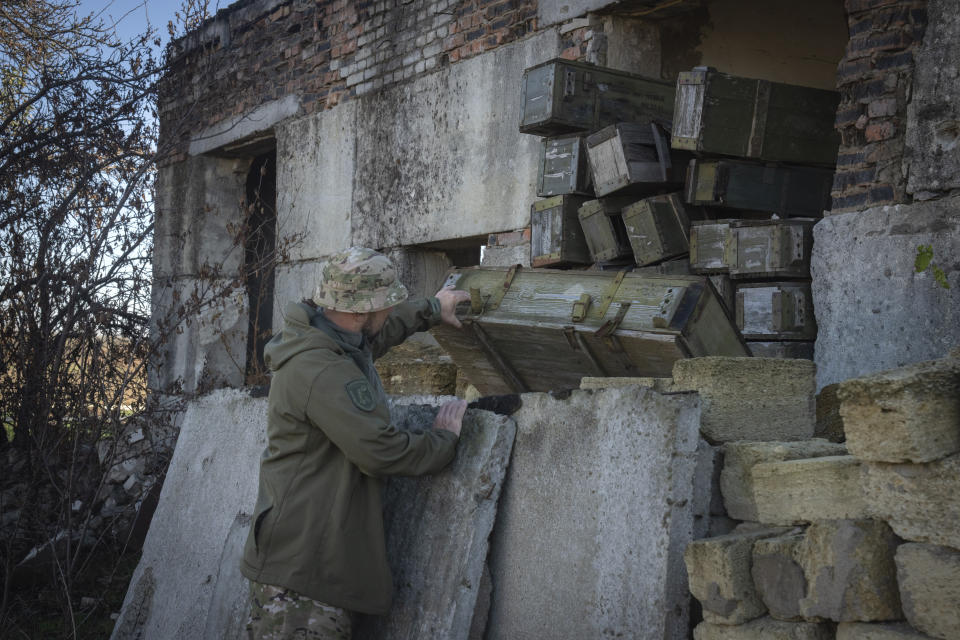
682;351;960;640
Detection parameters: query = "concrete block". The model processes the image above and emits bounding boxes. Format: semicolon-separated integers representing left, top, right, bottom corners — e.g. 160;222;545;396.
671;357;816;443
721;440;847;521
811;199;960;391
354;406;517;640
684;527;792;625
753;456;868;525
189;95;299;156
693;617;834;640
579;376;673;392
837;623;935;640
796;519;902;622
837;357;960;463
895;543;960;640
751;532;807;622
485;386;706;640
113;391;516;640
814;382;845;443
862;453;960;550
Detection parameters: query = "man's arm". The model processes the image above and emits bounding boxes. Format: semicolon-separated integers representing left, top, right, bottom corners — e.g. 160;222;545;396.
370;286;470;359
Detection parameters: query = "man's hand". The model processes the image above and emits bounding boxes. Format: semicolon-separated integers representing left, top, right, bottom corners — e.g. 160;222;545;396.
433;399;467;437
435;286;471;329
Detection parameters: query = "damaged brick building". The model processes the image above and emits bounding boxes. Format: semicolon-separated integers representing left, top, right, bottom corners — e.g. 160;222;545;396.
116;0;960;638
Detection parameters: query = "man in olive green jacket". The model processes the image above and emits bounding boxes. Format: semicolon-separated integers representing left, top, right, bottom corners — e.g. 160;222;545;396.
241;247;470;639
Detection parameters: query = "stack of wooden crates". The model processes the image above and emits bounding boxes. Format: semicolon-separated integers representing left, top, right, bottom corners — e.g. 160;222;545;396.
521;60;840;360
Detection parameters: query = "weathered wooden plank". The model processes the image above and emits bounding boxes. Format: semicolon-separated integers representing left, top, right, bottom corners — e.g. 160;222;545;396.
735;281;817;341
432;267;750;394
530;195;593;267
519;59;675;136
672;67;841;165
685;158;833;217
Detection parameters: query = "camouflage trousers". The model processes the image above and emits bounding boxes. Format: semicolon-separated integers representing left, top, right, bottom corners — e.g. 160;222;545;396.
246;581;353;640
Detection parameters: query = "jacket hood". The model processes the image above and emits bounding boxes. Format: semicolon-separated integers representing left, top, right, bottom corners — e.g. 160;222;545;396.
263;302;352;371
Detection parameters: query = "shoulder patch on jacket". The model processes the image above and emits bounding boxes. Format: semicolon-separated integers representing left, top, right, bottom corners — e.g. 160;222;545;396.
345;379;377;412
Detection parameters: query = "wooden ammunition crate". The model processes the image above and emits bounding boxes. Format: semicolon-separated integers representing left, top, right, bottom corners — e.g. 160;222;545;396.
685;159;833;217
578;197;636;263
729;219;816;279
747;341;814;360
537;135;593;197
621;193;699;267
672;67;841;165
585;122;687;196
519;59;675;136
735;281;816;341
689;219;737;273
530;195;593;268
432;266;750;394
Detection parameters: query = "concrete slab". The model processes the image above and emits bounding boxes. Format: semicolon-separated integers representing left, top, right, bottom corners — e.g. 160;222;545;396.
751;532;807;622
351;31;558;249
484;386;708;640
189;95;300;156
354;407;516;640
861;453;960;550
811;199;960;390
111;389;267;640
113;392;515;640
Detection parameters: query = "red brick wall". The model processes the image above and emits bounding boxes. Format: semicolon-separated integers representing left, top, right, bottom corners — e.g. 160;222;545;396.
831;0;927;212
160;0;538;163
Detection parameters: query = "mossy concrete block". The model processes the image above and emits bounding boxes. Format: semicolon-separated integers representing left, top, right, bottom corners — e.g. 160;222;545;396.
693;617;834;640
672;357;816;443
796;519;902;623
814;382;845;443
837;358;960;463
895;543;960;640
753;456;868;525
721;440;846;521
684;527;793;625
862;453;960;550
751;532;807;622
375;341;458;396
837;622;935;640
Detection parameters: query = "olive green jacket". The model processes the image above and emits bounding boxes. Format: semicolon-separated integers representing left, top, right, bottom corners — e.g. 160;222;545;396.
240;298;458;614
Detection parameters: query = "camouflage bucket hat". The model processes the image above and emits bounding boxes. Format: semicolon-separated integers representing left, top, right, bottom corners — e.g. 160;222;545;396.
313;247;408;313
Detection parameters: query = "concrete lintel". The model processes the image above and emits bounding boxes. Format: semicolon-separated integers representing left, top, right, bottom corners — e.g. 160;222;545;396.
189;95;300;156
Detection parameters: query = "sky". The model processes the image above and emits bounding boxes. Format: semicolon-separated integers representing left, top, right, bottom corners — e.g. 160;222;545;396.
77;0;225;50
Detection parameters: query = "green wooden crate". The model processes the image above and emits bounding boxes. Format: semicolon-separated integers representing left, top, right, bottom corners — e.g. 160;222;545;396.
621;193;697;267
585;122;688;196
432;266;750;394
537;135;593;197
735;281;816;341
729;218;815;279
519;59;675;136
685;158;833;217
672;67;840;165
577;197;636;263
689;219;737;273
530;195;593;268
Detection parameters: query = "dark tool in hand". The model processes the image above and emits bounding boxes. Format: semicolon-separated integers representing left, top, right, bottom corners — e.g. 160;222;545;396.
466;394;523;416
